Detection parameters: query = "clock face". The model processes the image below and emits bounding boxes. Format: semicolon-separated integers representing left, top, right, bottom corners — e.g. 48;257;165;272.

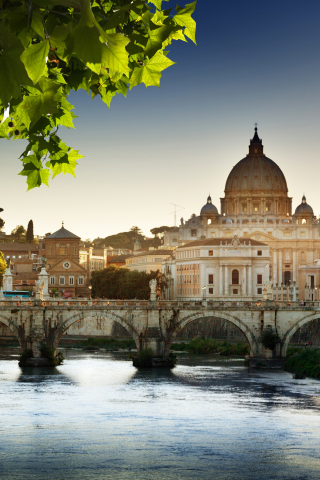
63;261;71;269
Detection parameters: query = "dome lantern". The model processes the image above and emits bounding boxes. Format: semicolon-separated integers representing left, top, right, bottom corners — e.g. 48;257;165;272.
249;126;263;155
200;195;218;216
294;196;314;215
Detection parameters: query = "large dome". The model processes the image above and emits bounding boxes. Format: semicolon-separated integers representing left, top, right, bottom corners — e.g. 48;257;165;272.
224;129;288;196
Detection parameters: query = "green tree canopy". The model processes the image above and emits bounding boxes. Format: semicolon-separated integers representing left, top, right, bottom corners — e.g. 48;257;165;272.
0;217;4;231
91;264;164;299
150;225;171;237
0;0;196;190
26;219;34;242
0;251;6;286
11;224;26;241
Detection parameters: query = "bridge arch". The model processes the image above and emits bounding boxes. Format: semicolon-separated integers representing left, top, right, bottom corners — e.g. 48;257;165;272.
282;313;320;356
168;310;259;356
0;314;22;346
53;310;140;351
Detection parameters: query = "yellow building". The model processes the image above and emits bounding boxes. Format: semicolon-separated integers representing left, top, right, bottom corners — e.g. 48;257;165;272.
164;128;320;300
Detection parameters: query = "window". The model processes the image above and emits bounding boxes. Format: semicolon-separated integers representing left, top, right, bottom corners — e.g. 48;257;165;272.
78;276;84;285
257;288;262;295
59;276;65;285
173;237;178;243
208;274;213;284
69;276;74;285
233;289;238;294
310;275;315;288
73;245;77;255
300;231;306;237
285;251;290;261
209;288;213;294
284;271;291;285
257;275;262;285
191;229;197;237
257;250;262;256
208;250;213;256
49;246;52;255
232;269;239;285
254;205;259;212
42;243;45;249
302;219;306;225
60;246;67;255
50;276;55;285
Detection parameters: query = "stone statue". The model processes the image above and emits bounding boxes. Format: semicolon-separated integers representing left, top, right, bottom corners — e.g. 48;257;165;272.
35;279;45;297
41;257;47;268
149;279;157;294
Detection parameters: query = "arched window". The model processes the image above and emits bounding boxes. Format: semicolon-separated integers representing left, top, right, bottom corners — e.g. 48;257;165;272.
301;251;305;261
232;269;239;285
302;219;306;224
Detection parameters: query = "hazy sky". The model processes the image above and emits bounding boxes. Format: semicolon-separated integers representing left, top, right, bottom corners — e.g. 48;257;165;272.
1;0;320;240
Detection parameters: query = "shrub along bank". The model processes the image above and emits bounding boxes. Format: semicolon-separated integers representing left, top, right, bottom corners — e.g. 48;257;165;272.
285;348;320;379
171;338;249;356
81;338;136;350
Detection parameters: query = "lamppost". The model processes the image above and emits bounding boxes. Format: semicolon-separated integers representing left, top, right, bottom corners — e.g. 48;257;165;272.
202;285;206;300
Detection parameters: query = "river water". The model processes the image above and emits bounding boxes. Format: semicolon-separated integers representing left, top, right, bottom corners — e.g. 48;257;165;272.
0;347;320;480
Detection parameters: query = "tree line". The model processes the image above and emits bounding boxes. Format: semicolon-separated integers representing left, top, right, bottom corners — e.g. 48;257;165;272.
91;265;166;300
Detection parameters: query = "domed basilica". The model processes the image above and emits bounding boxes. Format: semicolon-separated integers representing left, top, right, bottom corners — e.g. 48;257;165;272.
164;128;320;301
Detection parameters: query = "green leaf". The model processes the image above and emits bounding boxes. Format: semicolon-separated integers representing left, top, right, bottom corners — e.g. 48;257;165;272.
47;147;82;178
16;77;60;128
174;1;197;44
130;52;175;88
19;156;50;191
145;24;178;58
101;34;130;74
72;24;102;74
20;40;50;84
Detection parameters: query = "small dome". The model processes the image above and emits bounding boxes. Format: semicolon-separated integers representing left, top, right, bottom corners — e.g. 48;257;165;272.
200;195;218;215
295;196;313;215
283;219;289;223
226;219;232;224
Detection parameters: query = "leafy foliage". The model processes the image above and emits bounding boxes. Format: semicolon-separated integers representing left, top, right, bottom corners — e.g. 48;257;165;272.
26;219;34;242
285;348;320;379
0;217;4;231
0;0;196;190
150;225;172;237
11;225;26;241
171;338;250;356
91;264;165;299
260;328;280;351
40;344;64;365
93;228;160;249
0;251;6;286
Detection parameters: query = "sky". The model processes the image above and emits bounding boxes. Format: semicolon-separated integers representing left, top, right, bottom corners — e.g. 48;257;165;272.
1;0;320;240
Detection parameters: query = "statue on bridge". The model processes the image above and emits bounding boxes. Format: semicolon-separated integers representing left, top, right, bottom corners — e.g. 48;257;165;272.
149;278;157;301
35;279;45;300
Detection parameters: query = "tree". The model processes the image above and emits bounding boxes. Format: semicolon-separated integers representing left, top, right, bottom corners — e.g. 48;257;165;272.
0;1;196;190
0;217;4;231
26;220;34;243
91;265;165;299
0;251;6;286
150;226;172;237
11;225;26;241
260;328;280;351
130;226;142;236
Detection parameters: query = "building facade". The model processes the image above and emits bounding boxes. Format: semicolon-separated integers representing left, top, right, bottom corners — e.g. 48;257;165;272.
164;128;320;300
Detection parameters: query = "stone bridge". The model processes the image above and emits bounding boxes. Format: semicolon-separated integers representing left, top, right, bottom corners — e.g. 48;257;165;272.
1;299;320;360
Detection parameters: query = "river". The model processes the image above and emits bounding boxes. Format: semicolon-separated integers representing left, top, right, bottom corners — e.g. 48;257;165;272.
0;347;320;480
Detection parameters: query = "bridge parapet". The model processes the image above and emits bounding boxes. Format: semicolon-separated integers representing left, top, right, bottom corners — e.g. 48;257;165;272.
0;298;320;311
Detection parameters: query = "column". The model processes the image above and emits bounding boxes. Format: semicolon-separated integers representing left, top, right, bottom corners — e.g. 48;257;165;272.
281;284;284;301
276;284;279;301
225;265;229;295
219;265;223;296
248;265;252;296
243;266;247;295
278;250;282;285
293;249;297;282
293;281;296;302
273;250;277;284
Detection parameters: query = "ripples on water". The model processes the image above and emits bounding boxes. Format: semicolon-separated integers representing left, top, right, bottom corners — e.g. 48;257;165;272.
0;347;320;480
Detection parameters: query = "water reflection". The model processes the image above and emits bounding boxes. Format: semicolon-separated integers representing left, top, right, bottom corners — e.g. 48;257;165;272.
0;347;320;480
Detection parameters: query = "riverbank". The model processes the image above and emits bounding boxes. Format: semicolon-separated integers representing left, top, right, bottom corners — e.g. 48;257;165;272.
285;347;320;379
171;338;249;355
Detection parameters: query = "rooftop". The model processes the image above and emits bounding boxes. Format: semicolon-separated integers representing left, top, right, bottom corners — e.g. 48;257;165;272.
177;238;268;248
46;226;80;240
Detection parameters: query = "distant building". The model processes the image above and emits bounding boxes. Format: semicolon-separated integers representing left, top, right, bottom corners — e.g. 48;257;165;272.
125;250;173;274
79;246;108;278
44;224;88;298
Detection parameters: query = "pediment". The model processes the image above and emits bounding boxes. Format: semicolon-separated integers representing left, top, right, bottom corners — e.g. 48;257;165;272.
245;231;276;241
47;257;87;274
